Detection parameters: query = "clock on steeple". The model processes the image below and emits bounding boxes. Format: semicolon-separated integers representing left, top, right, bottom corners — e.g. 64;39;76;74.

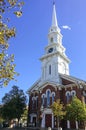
48;47;53;53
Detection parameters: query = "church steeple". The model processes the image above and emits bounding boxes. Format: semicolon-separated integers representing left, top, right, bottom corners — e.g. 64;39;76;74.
52;2;58;27
48;3;61;45
40;3;70;83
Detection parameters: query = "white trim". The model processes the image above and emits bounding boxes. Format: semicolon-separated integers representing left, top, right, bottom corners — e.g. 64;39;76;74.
65;91;71;96
46;89;52;97
51;92;55;96
41;94;45;98
71;90;76;96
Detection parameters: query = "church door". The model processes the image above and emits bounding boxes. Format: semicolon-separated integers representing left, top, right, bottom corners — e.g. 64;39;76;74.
45;114;52;127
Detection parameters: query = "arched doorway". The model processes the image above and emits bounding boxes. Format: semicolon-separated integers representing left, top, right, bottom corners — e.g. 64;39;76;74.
45;114;52;127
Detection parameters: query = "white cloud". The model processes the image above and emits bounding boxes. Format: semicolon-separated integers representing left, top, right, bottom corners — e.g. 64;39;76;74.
62;25;71;30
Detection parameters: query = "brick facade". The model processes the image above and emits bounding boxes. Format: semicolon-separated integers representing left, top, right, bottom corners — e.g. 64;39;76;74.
28;76;86;129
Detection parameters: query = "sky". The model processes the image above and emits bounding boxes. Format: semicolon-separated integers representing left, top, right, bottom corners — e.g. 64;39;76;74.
0;0;86;102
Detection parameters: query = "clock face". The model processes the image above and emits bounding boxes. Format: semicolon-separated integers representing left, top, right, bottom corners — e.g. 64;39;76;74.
48;48;53;53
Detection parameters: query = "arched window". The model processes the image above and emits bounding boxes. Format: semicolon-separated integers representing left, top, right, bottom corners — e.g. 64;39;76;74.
36;96;38;108
42;95;45;106
52;92;55;103
71;90;76;97
47;90;50;106
32;97;35;110
41;94;45;107
49;65;51;75
66;91;71;103
66;93;70;103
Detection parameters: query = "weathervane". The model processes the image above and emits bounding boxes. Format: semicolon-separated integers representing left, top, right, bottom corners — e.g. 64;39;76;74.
53;0;55;5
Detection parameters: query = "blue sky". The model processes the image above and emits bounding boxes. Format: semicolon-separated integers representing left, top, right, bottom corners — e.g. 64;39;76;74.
0;0;86;102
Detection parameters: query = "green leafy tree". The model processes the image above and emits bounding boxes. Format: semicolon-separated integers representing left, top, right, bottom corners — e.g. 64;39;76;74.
66;96;86;128
0;86;27;124
51;99;66;129
0;0;24;87
0;106;4;124
20;107;28;127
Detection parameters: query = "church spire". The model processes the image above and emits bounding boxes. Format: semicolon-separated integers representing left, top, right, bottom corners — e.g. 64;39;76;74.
52;2;58;27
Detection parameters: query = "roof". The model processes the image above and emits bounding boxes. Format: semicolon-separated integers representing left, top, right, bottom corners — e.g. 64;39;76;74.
27;74;86;94
60;73;86;84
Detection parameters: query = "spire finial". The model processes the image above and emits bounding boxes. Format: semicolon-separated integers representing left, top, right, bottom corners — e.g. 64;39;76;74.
53;0;55;5
52;1;58;27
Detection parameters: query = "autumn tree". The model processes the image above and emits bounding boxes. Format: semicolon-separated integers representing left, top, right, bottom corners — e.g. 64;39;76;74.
0;0;24;87
66;96;86;129
51;99;66;129
0;86;27;124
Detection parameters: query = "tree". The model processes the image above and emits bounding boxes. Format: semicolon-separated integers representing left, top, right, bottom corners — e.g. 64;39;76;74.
0;106;4;125
0;0;24;87
66;96;86;129
0;86;27;124
51;99;66;129
20;106;28;127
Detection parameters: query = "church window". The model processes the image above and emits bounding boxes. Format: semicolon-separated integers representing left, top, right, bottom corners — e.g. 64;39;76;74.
51;29;53;31
71;90;76;98
66;91;71;103
32;97;35;110
52;93;55;103
42;95;45;106
47;90;50;106
49;65;51;75
51;37;53;42
36;96;38;108
66;93;70;103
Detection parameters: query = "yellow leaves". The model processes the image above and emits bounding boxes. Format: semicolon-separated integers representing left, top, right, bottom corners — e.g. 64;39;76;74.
7;0;24;10
5;28;15;38
0;31;5;44
18;2;24;7
0;0;24;87
0;22;3;27
51;99;66;118
0;52;18;87
3;80;9;87
7;0;18;6
0;53;4;60
0;27;15;45
14;11;22;17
